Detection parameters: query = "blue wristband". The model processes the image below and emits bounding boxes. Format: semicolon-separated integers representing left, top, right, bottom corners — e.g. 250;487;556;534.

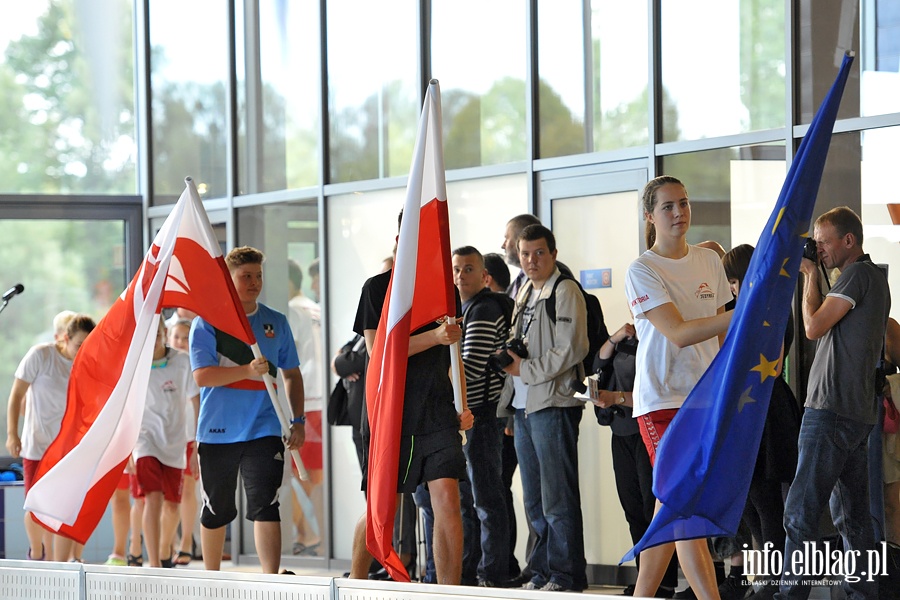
291;415;307;425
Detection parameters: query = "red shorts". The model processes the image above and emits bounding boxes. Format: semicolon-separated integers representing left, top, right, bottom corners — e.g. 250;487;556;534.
133;456;184;503
129;473;143;499
637;408;679;466
116;470;130;491
183;441;197;477
22;458;39;493
298;410;323;471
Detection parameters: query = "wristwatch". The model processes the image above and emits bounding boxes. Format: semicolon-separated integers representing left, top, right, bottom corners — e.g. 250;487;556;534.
291;415;307;425
617;392;626;405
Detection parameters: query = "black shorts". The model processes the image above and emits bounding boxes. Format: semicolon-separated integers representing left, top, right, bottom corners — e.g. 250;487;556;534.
362;427;466;494
198;436;284;529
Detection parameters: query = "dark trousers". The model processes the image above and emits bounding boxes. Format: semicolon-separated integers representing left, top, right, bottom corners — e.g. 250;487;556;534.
611;432;678;590
501;427;523;577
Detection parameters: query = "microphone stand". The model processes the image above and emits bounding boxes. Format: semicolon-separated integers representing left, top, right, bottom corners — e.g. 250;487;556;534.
0;299;11;316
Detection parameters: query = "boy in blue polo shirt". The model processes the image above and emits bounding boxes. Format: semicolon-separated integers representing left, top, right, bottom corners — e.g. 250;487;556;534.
189;246;305;575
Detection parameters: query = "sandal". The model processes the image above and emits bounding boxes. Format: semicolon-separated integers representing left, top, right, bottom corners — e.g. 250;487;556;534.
127;553;143;567
292;541;321;556
173;551;192;566
26;544;45;561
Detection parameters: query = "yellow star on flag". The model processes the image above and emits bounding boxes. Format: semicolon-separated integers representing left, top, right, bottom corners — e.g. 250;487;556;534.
779;257;791;277
750;354;780;383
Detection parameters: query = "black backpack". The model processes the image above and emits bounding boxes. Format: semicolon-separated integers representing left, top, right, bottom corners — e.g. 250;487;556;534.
546;274;609;375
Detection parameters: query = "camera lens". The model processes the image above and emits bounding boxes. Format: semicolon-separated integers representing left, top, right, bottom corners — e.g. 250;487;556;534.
487;352;513;372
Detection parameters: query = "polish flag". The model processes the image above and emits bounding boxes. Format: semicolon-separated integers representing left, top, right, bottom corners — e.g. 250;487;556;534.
365;80;455;581
25;178;254;543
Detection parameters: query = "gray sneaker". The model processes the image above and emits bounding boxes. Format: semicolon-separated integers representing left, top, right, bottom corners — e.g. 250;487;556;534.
541;581;569;592
522;581;542;590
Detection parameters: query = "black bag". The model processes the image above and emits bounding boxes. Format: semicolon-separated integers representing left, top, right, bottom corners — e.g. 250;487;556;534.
546;274;609;375
327;379;351;426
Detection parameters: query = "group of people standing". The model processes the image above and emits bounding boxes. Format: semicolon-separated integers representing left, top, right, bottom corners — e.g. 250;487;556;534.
6;310;201;568
5;174;897;600
338;175;894;600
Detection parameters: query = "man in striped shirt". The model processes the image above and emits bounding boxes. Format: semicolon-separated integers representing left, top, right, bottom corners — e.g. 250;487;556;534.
452;246;515;587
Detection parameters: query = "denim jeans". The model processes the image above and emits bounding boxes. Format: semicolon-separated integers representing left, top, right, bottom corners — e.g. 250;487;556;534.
777;408;877;600
514;406;587;590
462;404;511;582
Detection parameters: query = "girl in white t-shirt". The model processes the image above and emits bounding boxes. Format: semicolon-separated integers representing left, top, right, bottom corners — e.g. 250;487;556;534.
130;319;198;568
5;313;96;562
624;176;732;599
168;318;200;566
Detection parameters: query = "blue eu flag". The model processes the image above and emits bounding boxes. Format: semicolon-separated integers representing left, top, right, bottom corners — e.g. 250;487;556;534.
623;52;856;563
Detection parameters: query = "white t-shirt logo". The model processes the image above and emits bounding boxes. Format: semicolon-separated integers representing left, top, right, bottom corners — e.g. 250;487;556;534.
695;282;715;300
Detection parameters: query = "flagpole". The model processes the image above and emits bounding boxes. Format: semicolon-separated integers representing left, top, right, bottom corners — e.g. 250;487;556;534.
446;316;468;445
250;343;309;481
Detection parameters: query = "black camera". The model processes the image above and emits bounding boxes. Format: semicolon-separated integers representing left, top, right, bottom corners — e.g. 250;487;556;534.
487;338;529;372
802;237;818;262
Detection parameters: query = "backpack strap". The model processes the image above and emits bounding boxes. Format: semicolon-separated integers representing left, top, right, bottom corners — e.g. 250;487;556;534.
545;274;574;323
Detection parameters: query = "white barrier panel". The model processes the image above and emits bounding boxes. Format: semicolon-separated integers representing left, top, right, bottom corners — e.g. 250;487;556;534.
2;561;628;599
0;559;83;600
334;578;622;600
83;565;332;600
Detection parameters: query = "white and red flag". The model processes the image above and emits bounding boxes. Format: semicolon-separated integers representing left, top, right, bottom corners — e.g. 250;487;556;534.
25;178;254;543
365;80;456;581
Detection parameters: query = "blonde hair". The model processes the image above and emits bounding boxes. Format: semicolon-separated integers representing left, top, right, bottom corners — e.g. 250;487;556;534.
53;310;77;336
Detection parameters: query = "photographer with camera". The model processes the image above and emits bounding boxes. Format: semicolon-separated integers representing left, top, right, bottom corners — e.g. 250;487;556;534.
496;224;589;592
776;206;890;600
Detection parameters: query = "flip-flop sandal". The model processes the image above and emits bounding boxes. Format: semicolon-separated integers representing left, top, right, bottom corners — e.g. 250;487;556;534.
127;554;143;567
173;551;192;566
292;542;321;556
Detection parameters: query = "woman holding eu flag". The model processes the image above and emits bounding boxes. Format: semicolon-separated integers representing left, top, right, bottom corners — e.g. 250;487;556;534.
624;176;733;599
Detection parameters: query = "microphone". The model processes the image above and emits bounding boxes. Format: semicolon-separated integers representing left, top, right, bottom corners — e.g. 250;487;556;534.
2;283;24;302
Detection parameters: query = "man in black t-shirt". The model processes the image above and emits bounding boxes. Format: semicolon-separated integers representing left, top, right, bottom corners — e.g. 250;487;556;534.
348;265;473;586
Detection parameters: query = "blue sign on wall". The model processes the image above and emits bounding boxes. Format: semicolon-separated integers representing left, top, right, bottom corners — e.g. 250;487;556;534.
581;268;612;289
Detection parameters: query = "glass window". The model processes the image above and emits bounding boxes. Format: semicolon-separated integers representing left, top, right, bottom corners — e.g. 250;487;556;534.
1;218;128;455
237;1;321;194
325;187;405;560
798;0;900;122
537;0;587;158
861;126;900;322
325;174;527;558
661;143;786;250
590;0;650;152
660;0;785;141
0;0;136;195
149;0;230;204
326;0;418;183
236;200;324;561
431;0;527;169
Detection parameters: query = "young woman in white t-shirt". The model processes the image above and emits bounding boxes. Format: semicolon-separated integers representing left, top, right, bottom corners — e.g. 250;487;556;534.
624;176;733;599
5;313;96;562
